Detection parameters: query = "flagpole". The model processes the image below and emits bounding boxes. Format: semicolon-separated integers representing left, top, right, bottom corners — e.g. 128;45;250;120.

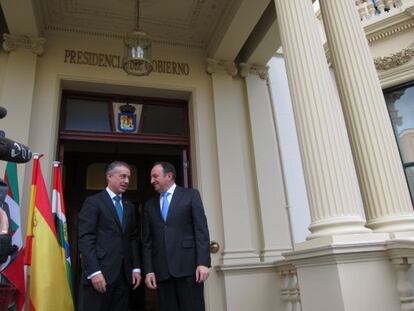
26;153;74;310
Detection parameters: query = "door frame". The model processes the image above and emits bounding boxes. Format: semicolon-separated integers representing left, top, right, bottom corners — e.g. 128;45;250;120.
57;89;193;310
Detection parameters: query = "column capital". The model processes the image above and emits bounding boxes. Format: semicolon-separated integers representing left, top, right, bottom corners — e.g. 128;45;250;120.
206;58;238;77
239;63;269;80
3;34;46;56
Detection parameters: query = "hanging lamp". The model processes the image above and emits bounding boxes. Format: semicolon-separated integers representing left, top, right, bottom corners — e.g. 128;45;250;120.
123;0;153;76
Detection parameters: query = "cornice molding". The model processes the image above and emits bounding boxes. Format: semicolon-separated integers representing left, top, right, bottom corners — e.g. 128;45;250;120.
379;58;414;89
282;241;389;268
215;261;277;272
206;58;238;76
374;41;414;71
44;26;205;50
366;19;414;44
37;0;239;52
239;62;269;80
386;239;414;264
2;34;47;56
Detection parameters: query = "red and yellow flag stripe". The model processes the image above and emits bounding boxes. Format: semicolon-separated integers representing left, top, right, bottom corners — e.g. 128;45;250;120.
25;155;73;311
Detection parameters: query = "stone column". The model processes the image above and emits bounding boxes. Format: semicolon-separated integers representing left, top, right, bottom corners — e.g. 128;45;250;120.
273;0;370;239
319;0;414;234
206;58;261;264
240;63;292;261
0;34;45;192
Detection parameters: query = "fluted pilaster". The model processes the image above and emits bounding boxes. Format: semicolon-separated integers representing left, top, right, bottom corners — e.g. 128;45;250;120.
241;63;292;260
273;0;370;239
207;58;260;264
320;0;414;233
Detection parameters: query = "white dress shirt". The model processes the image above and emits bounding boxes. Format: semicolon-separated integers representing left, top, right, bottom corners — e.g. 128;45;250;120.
159;183;176;212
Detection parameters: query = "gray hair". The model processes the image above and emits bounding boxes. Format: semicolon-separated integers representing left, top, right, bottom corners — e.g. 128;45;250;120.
105;161;130;176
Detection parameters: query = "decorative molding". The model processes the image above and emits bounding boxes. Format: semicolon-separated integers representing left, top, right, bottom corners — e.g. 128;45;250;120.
206;58;238;76
215;261;277;272
36;0;239;50
283;239;389;268
2;34;46;56
260;248;291;262
374;42;414;71
366;20;414;44
379;58;414;89
325;41;414;73
386;240;414;311
45;25;205;50
239;62;269;80
276;262;302;311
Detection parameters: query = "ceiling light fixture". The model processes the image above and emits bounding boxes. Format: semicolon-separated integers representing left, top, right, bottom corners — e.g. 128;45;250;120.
123;0;153;76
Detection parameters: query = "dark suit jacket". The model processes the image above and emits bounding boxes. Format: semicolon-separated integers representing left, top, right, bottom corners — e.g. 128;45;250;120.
78;190;141;285
142;186;210;282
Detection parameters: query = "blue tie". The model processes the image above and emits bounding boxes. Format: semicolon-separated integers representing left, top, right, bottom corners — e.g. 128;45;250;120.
114;195;123;225
161;192;170;222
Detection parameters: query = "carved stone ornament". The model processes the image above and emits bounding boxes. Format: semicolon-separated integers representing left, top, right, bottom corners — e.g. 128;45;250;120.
2;34;47;56
374;42;414;71
206;58;238;77
239;63;269;80
277;264;302;311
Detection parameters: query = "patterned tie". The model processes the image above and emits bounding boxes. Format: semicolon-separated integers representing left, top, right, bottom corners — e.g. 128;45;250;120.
161;192;170;222
114;195;123;225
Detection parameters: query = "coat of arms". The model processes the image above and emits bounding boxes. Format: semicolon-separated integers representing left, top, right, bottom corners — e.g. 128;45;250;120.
117;104;137;132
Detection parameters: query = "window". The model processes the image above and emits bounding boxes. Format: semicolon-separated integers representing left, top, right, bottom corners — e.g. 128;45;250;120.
64;98;111;132
60;92;189;145
141;104;186;135
385;81;414;202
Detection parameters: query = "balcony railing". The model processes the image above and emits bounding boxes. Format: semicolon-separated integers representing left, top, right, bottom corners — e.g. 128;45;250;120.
356;0;403;20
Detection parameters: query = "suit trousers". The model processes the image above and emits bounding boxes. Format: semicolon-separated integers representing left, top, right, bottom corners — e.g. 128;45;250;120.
157;276;205;311
78;267;129;311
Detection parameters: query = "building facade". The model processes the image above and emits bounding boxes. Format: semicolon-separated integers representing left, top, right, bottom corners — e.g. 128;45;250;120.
1;0;414;310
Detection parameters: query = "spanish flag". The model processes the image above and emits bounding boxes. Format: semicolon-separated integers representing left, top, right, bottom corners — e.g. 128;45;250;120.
25;155;74;311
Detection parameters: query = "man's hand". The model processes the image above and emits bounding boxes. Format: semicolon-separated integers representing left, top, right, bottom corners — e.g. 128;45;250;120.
145;273;157;289
196;265;209;283
132;271;141;290
91;273;106;293
0;209;9;234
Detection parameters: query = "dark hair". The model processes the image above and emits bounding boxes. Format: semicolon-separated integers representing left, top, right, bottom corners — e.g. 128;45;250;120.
153;162;176;180
105;161;130;176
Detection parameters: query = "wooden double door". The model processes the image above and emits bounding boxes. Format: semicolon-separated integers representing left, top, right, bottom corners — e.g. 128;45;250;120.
61;140;189;311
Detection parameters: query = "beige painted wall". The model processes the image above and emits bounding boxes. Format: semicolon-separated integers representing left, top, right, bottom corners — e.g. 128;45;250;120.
222;267;282;311
298;258;401;311
31;32;229;310
0;31;286;310
0;51;8;94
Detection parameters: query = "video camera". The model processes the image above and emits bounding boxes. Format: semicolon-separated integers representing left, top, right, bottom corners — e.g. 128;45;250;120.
0;107;32;163
0;106;32;265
